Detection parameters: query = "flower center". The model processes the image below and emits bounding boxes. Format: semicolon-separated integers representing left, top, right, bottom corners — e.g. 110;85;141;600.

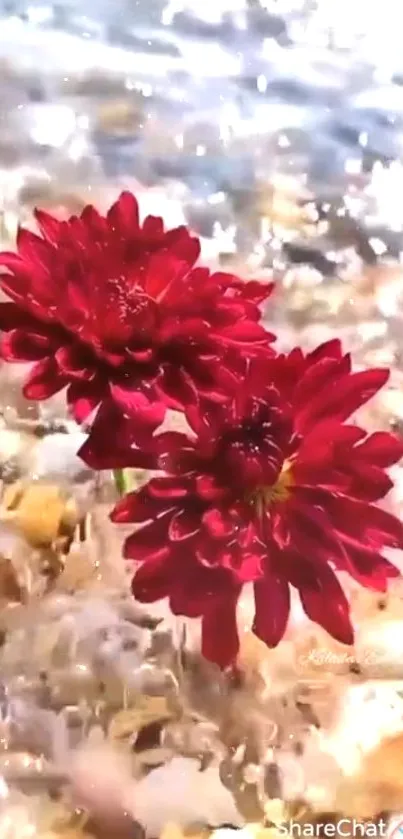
247;460;293;515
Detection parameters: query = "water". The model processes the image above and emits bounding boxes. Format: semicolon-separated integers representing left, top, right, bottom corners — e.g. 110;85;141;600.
1;0;403;260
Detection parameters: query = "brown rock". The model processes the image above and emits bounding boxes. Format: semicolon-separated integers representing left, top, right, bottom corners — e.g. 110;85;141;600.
1;482;79;548
336;732;403;817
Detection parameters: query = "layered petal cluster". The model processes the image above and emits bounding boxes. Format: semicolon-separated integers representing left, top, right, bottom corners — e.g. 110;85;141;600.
1;190;401;670
0;191;273;461
112;340;403;667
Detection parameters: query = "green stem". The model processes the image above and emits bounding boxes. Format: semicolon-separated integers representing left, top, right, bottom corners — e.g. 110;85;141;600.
113;468;131;496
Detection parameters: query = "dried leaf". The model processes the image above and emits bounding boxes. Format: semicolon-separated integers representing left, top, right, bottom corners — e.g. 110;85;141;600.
237;632;269;682
263;798;287;827
108;697;173;743
0;555;23;602
161;826;186;839
362;731;403;789
219;757;264;822
336;732;403;818
56;543;97;592
1;482;78;547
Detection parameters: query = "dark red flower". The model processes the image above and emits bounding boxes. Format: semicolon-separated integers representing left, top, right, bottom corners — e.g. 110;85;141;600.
0;191;274;463
111;339;403;668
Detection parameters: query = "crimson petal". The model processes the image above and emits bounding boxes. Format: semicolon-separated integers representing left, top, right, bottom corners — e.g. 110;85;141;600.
202;507;234;539
79;398;157;469
148;477;189;499
156;367;197;410
110;384;165;430
165;227;200;264
1;329;52;362
152;430;193;461
124;514;173;560
111;489;161;524
107;191;140;234
347;461;393;502
201;594;240;668
143;252;185;301
234;278;274;304
308;339;343;363
339;535;400;591
143;215;164;237
217;321;268;345
296;561;354;645
80;205;108;238
23;357;68;400
356;431;403;467
195;475;228;502
79;433;155;471
297;368;389;432
67;379;105;424
17;227;49;263
127;348;154;363
131;551;173;602
221;548;263;582
0;302;41;331
253;571;290;647
168;509;200;541
336;495;403;549
286;498;348;567
294;357;347;410
34;208;62;243
56;346;95;381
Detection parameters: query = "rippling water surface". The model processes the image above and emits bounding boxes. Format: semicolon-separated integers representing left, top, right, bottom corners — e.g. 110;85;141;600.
1;0;403;265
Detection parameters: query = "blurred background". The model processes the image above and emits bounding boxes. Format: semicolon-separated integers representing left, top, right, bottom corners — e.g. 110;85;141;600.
0;8;403;837
1;0;402;267
1;0;403;373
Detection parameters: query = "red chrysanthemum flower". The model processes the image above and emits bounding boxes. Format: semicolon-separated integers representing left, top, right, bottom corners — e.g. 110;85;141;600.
111;339;403;668
0;191;274;464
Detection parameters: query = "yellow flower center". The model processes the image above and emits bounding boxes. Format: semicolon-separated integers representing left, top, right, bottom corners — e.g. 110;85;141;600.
247;461;293;516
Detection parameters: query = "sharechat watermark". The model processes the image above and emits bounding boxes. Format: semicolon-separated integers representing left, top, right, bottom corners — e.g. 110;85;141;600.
215;818;403;839
276;819;389;837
